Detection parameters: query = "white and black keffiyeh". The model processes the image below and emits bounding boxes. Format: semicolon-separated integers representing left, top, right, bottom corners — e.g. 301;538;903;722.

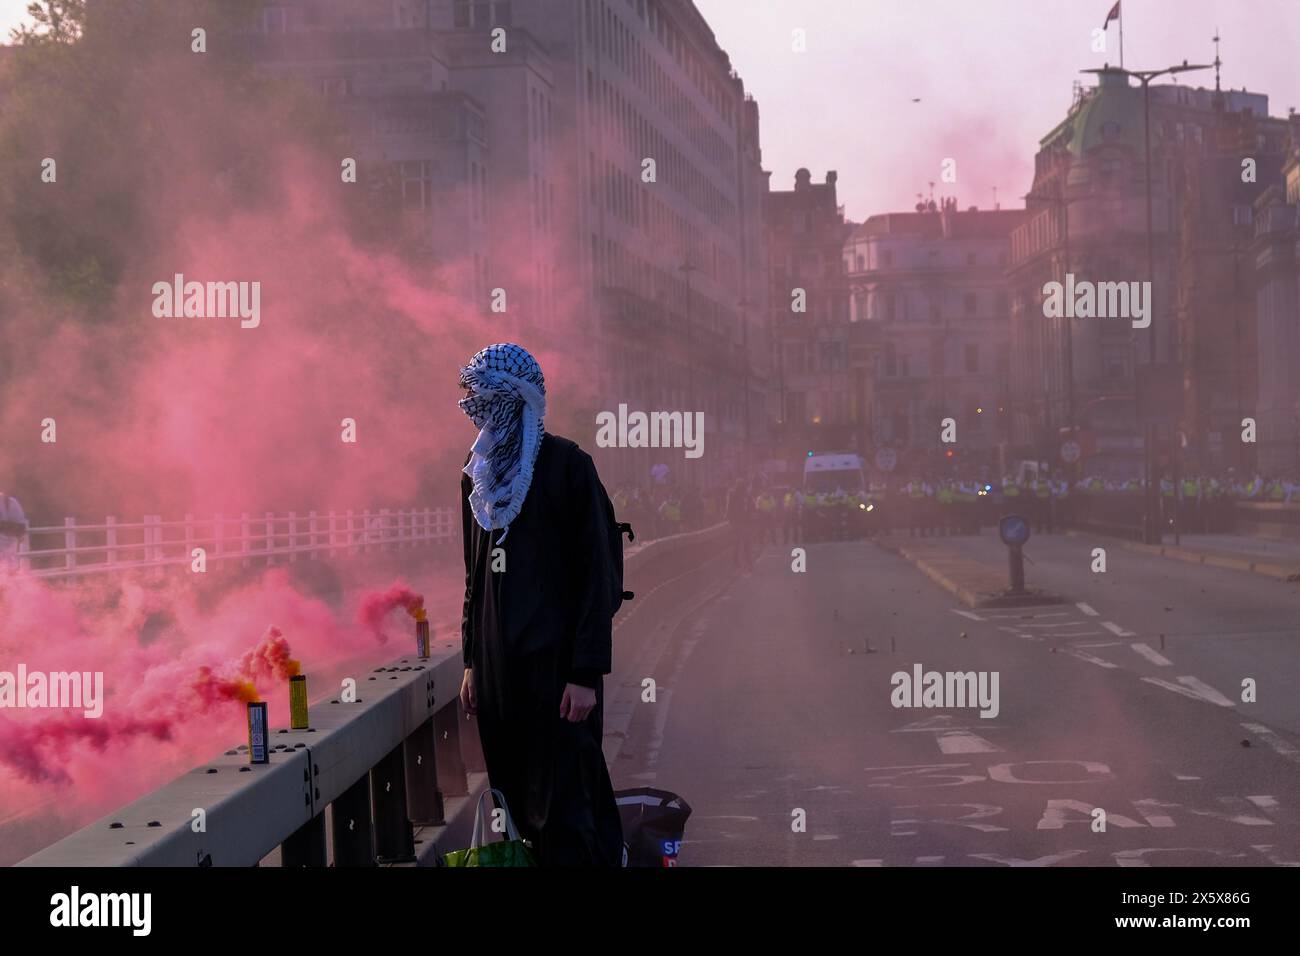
457;343;547;540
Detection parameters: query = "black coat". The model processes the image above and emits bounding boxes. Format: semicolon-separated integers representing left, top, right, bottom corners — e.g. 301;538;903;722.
458;433;624;865
460;433;615;680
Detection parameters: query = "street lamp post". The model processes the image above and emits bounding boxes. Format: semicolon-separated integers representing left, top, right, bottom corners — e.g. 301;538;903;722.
1081;61;1211;544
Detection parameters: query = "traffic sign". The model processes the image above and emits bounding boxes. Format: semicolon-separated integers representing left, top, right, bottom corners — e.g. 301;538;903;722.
1060;439;1081;464
875;448;898;472
998;514;1031;548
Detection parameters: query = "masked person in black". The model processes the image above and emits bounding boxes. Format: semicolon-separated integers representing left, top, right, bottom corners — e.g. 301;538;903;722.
456;343;624;866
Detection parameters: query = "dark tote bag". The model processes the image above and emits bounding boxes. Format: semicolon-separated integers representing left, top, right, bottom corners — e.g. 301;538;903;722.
615;788;692;867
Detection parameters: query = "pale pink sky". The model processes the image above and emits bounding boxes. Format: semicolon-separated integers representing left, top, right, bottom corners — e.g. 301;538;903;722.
695;0;1300;221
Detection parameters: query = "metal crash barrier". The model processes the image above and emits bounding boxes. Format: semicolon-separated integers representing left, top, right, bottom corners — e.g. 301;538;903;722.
17;523;730;867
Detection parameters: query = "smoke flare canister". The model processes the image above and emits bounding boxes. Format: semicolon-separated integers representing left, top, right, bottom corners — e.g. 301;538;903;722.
247;701;270;764
416;619;430;659
289;674;309;730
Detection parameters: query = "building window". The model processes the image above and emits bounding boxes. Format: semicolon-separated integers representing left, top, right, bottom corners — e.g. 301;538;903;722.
262;6;287;33
881;249;893;267
398;160;433;211
964;292;977;316
964;344;979;373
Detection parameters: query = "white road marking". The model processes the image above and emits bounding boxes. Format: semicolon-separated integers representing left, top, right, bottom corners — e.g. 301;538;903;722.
892;717;1002;755
812;834;840;841
1177;676;1235;707
969;850;1089;867
1130;643;1173;667
984;611;1069;620
1142;676;1234;707
916;856;945;864
1241;722;1300;766
937;730;1001;754
852;859;884;867
1076;602;1099;617
950;609;983;621
1075;641;1126;648
1101;621;1136;637
1173;774;1201;781
1063;648;1118;669
1021;622;1080;629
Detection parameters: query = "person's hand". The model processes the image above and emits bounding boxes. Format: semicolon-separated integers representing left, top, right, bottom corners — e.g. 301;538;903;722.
559;683;596;723
459;667;476;716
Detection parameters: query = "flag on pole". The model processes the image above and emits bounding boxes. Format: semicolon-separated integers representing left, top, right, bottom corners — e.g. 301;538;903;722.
1103;1;1121;28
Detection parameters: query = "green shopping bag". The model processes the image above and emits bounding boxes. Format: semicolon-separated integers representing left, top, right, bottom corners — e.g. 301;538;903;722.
441;788;537;867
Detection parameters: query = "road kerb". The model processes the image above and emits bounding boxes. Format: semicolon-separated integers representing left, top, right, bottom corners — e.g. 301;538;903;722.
1064;529;1300;581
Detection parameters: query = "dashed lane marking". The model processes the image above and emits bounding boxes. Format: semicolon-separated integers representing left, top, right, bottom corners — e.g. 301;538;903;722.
937;730;1002;755
1241;722;1300;766
1177;676;1236;707
1102;621;1137;637
950;609;984;621
1076;602;1099;617
984;611;1069;619
1130;642;1173;667
1062;648;1118;669
1142;676;1234;707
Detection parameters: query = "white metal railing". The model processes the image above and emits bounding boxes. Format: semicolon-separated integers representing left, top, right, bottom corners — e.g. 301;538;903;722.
16;508;458;580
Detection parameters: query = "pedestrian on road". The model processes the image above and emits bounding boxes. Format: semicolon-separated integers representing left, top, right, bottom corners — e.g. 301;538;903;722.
456;343;624;866
726;477;755;571
0;489;28;570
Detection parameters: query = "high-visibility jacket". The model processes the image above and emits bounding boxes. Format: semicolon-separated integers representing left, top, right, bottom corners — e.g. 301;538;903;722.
756;494;777;513
1003;480;1021;498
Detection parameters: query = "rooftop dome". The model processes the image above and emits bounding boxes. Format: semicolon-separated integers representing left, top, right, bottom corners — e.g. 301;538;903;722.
1066;68;1153;156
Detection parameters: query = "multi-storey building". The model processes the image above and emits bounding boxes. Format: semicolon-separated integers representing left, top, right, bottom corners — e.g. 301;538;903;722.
450;0;769;486
1007;67;1293;476
243;0;769;486
845;199;1024;475
1251;149;1300;474
241;1;504;310
764;168;857;462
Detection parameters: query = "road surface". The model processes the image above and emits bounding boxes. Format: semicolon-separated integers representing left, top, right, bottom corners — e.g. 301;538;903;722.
606;531;1300;867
